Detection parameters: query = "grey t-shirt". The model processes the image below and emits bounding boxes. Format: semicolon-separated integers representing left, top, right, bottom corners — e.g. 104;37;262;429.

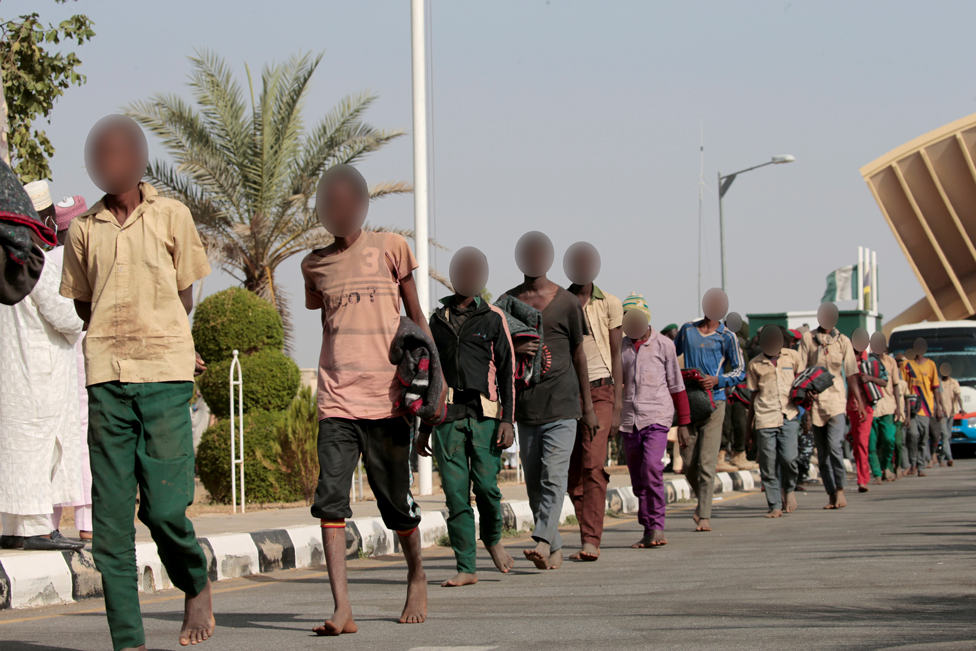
507;286;588;425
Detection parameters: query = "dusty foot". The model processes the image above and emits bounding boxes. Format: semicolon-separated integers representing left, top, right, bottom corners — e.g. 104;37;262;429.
692;505;701;525
629;530;668;548
547;548;564;570
783;492;797;513
441;572;478;588
695;518;711;532
179;582;215;646
313;606;358;636
766;509;783;518
872;477;883;485
486;542;515;573
571;543;600;562
883;469;896;481
948;460;954;467
524;541;551;570
917;470;927;477
823;492;838;510
835;489;848;508
398;568;428;624
858;484;869;493
120;646;147;651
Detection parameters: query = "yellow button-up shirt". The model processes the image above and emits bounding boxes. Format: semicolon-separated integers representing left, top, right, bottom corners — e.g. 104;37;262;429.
873;353;905;418
798;328;857;427
747;348;805;429
571;284;623;380
59;184;211;385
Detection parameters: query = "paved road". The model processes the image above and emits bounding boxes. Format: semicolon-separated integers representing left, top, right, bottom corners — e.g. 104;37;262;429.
3;461;975;651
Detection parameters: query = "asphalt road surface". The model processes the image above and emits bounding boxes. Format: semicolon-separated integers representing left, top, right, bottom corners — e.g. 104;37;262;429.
2;460;975;651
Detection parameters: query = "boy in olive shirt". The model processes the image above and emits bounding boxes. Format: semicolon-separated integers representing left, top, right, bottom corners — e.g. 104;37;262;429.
60;115;213;651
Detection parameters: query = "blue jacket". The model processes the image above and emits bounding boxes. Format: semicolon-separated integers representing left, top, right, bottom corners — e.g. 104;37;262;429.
673;320;746;402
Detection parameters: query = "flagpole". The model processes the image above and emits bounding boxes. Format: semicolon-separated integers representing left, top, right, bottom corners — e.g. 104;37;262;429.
411;0;432;496
871;249;878;313
857;246;864;311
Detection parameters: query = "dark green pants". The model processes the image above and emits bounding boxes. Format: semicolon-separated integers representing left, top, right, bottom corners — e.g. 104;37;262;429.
869;414;896;478
433;416;504;574
88;381;209;651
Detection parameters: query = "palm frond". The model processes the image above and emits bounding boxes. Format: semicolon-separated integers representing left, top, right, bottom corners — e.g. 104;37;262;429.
368;181;413;201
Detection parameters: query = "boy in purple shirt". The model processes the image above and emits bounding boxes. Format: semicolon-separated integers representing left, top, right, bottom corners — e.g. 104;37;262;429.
619;294;690;548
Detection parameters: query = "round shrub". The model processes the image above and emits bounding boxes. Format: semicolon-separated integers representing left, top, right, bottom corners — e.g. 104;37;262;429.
196;410;302;505
198;348;301;419
192;287;284;363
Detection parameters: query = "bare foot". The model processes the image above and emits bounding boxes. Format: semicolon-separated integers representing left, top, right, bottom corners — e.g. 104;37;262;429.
766;509;783;518
398;567;427;624
121;646;147;651
783;492;797;513
441;572;478;588
917;470;927;477
486;542;514;573
835;489;847;508
313;606;358;636
883;469;896;481
857;484;869;493
695;518;711;532
824;492;838;509
873;477;883;485
524;541;551;570
794;484;807;491
547;548;564;570
572;543;600;562
692;505;701;525
79;531;93;541
631;530;668;548
179;581;215;646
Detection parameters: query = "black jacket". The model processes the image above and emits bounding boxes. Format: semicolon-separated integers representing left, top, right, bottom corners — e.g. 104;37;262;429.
429;296;515;424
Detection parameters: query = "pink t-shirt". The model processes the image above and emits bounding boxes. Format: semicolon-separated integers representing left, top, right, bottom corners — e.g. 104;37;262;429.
301;231;418;420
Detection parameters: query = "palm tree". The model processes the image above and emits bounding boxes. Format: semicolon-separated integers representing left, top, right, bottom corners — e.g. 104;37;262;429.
126;49;437;346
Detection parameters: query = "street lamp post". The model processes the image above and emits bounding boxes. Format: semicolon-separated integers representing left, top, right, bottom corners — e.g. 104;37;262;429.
718;154;795;291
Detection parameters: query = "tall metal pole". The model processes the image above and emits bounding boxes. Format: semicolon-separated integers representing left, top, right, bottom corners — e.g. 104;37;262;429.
411;0;433;496
718;171;726;292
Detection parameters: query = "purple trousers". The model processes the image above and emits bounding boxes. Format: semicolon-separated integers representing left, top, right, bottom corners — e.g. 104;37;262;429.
622;423;669;535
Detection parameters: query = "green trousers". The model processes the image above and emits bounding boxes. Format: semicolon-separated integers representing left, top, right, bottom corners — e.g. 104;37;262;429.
88;381;209;651
433;416;504;574
869;414;897;478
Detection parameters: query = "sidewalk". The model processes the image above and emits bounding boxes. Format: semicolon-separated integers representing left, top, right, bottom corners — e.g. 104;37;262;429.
0;468;762;610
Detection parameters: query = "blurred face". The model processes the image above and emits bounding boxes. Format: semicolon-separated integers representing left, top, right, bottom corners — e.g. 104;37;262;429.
760;326;784;357
870;331;887;354
450;247;489;298
702;288;728;322
817;302;839;330
623;309;649;340
85;115;149;195
852;327;869;353
563;241;600;286
516;231;554;278
316;167;368;238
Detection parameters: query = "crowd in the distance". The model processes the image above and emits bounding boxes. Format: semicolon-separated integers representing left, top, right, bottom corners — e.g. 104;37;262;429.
0;114;960;650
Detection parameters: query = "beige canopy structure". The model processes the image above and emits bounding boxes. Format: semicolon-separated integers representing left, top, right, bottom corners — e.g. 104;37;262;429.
861;112;976;335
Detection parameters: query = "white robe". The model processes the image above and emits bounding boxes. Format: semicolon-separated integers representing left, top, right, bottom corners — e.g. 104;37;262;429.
0;248;84;515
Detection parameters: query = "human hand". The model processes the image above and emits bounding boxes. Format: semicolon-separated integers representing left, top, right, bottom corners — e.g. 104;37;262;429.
699;375;718;390
581;408;599;439
514;339;540;357
417;431;433;457
194;352;207;376
677;425;692;450
609;408;622;440
497;422;515;449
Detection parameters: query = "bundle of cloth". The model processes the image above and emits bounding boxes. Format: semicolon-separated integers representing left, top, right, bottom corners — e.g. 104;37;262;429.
0;160;56;305
493;294;543;389
674;368;717;425
390;316;446;424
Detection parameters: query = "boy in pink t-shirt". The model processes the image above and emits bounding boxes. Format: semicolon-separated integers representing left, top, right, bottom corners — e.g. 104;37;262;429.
301;165;444;634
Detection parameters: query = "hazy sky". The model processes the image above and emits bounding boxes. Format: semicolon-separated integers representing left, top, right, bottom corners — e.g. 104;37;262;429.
10;0;976;367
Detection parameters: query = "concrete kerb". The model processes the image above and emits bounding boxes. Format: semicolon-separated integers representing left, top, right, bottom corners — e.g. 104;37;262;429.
0;470;763;610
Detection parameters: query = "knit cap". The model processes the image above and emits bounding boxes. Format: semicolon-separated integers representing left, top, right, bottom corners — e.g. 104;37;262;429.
663;323;678;332
622;292;651;321
55;196;88;232
24;180;53;212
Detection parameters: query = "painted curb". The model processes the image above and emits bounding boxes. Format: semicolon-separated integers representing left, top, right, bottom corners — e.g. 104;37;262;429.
0;469;767;611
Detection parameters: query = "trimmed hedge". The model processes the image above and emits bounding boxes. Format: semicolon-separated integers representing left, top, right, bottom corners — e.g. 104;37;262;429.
192;287;284;364
196;410;302;505
198;348;301;419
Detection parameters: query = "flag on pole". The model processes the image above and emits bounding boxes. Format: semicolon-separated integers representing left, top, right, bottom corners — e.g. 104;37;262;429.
822;265;857;303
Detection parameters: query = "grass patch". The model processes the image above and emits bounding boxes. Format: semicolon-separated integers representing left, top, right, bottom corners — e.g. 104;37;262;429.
563;514;579;526
436;533;451;547
501;527;529;538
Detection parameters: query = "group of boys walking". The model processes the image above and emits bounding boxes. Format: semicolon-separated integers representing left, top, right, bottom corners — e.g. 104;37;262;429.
8;114;962;650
